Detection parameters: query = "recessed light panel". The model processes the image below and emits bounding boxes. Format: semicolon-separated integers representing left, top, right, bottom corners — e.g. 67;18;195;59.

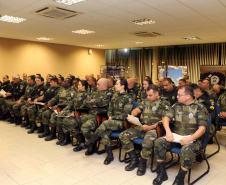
72;29;95;34
183;36;200;40
131;18;156;25
37;37;53;40
54;0;86;6
0;15;26;23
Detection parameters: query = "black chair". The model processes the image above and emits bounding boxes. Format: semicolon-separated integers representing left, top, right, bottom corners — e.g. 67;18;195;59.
166;116;211;185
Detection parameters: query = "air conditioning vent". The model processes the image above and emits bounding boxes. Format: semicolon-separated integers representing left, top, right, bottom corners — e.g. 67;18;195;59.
32;5;82;20
133;31;162;37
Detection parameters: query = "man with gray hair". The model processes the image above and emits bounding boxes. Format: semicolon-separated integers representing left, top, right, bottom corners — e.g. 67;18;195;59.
0;74;26;121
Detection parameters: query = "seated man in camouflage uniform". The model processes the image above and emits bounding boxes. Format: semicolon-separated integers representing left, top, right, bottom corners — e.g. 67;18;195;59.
1;74;26;121
32;77;64;132
69;78;112;155
153;85;209;185
202;79;217;102
41;78;76;142
127;78;137;101
217;90;226;122
137;79;152;103
120;85;170;176
81;77;133;165
12;75;36;125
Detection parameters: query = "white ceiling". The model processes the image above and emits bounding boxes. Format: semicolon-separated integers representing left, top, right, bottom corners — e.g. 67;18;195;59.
0;0;226;49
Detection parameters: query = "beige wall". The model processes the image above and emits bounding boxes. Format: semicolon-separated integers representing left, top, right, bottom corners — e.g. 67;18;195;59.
0;37;105;80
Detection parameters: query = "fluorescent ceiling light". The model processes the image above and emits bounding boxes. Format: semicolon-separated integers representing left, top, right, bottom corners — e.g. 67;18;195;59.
0;15;26;23
37;37;53;40
135;41;143;44
54;0;86;5
72;29;95;34
183;36;200;40
95;45;104;47
131;18;156;25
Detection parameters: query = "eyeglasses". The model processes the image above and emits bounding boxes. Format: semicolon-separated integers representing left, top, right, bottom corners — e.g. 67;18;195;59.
177;94;188;97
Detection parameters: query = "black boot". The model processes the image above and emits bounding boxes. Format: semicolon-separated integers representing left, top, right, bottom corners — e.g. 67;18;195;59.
45;126;56;141
56;132;65;145
9;116;16;123
85;141;97;156
25;118;31;129
125;150;139;171
38;125;50;138
136;157;147;176
153;162;168;185
81;134;99;149
0;113;7;120
208;137;214;144
172;168;187;185
37;124;44;134
15;116;22;125
27;121;37;134
60;132;71;146
104;146;114;165
73;134;86;152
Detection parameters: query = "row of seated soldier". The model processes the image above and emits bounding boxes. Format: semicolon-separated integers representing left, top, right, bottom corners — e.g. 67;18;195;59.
0;73;225;185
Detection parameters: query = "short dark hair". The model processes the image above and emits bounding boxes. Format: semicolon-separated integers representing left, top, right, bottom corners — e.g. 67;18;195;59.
50;77;58;84
5;75;9;79
190;83;200;90
74;77;80;82
90;77;97;85
147;84;159;93
119;77;128;91
198;79;203;83
204;79;210;84
37;76;44;82
70;75;75;81
48;74;52;77
36;74;41;78
28;75;35;82
80;80;88;90
66;78;73;86
108;77;114;84
144;79;153;85
179;79;186;84
179;85;194;97
164;77;173;84
145;76;151;80
59;76;64;81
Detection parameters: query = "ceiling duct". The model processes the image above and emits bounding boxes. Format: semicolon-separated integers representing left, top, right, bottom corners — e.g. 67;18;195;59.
32;5;82;20
133;31;162;37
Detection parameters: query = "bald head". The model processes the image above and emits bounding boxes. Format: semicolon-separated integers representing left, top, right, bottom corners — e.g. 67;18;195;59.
127;78;134;90
213;84;220;94
97;78;108;91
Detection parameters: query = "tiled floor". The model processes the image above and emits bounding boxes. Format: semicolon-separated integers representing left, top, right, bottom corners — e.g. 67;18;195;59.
0;120;226;185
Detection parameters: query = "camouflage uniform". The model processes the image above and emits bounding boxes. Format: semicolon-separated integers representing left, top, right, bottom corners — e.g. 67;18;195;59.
154;100;209;169
3;80;26;115
58;91;88;135
217;91;226;122
63;90;112;140
197;92;216;140
120;97;170;159
108;86;115;95
87;86;97;95
0;81;12;113
134;83;141;98
207;89;217;102
137;89;147;103
12;83;36;117
128;88;137;102
95;92;133;146
20;84;47;123
43;86;76;127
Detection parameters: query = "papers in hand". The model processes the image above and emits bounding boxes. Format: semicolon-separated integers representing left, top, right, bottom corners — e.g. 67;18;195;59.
33;102;45;105
0;89;6;97
164;133;192;143
127;114;142;126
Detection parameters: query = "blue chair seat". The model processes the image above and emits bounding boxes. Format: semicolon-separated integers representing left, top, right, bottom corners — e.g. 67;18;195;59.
170;147;181;154
219;121;226;126
132;138;143;144
110;132;120;138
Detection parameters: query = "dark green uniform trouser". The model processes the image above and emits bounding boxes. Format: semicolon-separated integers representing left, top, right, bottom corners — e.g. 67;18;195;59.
119;126;157;159
154;137;202;169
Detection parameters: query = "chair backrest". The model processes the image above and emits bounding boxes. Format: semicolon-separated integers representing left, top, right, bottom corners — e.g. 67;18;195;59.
132;102;140;110
201;115;211;150
216;104;220;117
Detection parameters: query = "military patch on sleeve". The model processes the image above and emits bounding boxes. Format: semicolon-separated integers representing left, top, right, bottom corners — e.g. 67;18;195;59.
172;96;175;100
128;98;132;103
152;106;157;111
210;106;214;110
40;91;44;95
71;92;74;97
20;85;23;89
